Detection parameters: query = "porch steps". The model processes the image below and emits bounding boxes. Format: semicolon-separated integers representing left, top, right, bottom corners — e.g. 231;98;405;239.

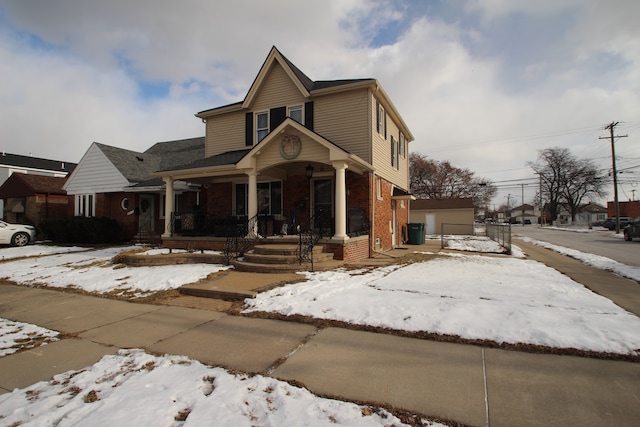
233;242;342;273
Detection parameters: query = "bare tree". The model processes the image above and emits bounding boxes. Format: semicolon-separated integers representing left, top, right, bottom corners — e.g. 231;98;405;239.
529;147;606;222
409;153;496;212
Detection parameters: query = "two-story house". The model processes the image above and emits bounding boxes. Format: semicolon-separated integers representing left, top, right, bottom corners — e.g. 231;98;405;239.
158;47;414;262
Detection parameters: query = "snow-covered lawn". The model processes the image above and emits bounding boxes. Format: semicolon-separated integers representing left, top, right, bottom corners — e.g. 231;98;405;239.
0;349;440;427
245;251;640;356
0;244;89;261
0;245;230;298
0;318;59;357
518;236;640;283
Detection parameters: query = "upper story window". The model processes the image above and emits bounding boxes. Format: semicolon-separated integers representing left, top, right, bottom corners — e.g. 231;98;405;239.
391;136;399;170
376;101;386;139
256;112;269;143
399;132;406;158
288;105;303;124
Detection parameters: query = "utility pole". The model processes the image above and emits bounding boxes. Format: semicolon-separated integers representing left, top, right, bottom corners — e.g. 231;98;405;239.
599;122;628;233
521;183;525;226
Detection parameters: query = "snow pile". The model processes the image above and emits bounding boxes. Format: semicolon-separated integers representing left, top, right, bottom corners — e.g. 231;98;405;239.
0;318;59;357
0;349;440;427
518;236;640;283
440;235;507;254
0;246;231;298
245;255;640;356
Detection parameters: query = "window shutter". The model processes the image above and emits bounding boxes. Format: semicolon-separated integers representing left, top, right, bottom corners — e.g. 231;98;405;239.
304;101;314;130
391;137;396;169
245;112;253;146
376;101;380;133
270;106;286;130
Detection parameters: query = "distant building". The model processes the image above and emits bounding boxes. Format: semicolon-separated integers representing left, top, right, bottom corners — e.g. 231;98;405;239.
0;152;76;220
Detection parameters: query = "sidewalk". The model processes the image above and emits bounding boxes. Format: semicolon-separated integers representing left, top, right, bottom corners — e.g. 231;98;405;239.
0;241;639;426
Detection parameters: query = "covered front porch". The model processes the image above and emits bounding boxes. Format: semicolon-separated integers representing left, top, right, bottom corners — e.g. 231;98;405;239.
157;119;374;263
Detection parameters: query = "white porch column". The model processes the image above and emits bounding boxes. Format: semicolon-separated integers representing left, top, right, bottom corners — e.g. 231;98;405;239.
247;170;258;236
333;161;349;240
162;177;174;237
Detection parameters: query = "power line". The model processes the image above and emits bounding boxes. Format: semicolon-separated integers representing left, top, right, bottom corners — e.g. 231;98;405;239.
599;121;628;233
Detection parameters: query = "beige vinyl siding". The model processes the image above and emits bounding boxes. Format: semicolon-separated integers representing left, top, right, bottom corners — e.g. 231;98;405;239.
205;61;308;157
251;62;307;112
314;88;370;162
371;94;409;190
256;131;329;172
64;144;129;194
205;110;245;157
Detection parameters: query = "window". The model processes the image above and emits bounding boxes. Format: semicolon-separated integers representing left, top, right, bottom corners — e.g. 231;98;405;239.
376;101;386;138
376;177;382;199
288;105;303;124
75;194;95;217
399;132;406;158
160;194;181;219
256;112;269;143
235;181;282;216
391;136;399;170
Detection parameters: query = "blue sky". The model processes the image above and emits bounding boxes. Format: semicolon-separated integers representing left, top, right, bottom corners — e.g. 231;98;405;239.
1;0;638;206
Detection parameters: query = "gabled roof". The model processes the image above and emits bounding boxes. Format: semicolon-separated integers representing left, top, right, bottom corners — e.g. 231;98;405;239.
95;137;204;183
0;173;68;198
411;198;475;210
193;46;417;137
580;202;607;213
0;152;76;174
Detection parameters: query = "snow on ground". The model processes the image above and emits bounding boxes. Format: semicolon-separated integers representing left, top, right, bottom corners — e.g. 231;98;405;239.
0;246;231;298
518;236;640;283
0;318;59;357
438;235;507;254
0;349;440;427
0;244;89;261
137;248;222;256
245;253;640;356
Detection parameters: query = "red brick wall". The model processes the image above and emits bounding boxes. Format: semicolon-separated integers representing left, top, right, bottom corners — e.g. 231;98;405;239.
608;200;640;218
326;236;370;262
373;177;393;251
206;183;233;217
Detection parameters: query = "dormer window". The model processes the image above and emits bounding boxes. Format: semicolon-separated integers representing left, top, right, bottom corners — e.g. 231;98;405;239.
256;112;269;142
288;105;303;124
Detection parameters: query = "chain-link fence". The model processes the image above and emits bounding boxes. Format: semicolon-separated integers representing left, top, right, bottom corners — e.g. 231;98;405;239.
485;223;512;254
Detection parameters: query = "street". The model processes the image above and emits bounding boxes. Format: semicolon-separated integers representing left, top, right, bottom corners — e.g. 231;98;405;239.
512;226;640;267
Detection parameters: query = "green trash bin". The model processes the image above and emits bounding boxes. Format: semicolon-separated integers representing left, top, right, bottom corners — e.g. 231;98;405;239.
407;223;425;245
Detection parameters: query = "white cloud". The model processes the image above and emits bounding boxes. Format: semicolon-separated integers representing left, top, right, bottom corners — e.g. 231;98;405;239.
0;0;637;206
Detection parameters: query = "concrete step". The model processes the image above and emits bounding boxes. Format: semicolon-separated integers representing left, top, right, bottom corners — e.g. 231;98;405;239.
233;259;343;274
179;285;256;301
252;244;326;256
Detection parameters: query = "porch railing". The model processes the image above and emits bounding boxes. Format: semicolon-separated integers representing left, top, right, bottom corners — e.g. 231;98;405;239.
224;214;260;263
297;208;334;271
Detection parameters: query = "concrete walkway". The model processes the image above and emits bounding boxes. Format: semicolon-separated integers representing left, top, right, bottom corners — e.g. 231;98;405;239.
0;241;639;426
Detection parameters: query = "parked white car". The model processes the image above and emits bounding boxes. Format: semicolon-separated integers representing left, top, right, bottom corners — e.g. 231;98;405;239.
0;220;36;246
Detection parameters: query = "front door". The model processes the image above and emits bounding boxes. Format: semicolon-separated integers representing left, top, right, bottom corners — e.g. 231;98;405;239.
138;195;155;235
312;178;333;234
